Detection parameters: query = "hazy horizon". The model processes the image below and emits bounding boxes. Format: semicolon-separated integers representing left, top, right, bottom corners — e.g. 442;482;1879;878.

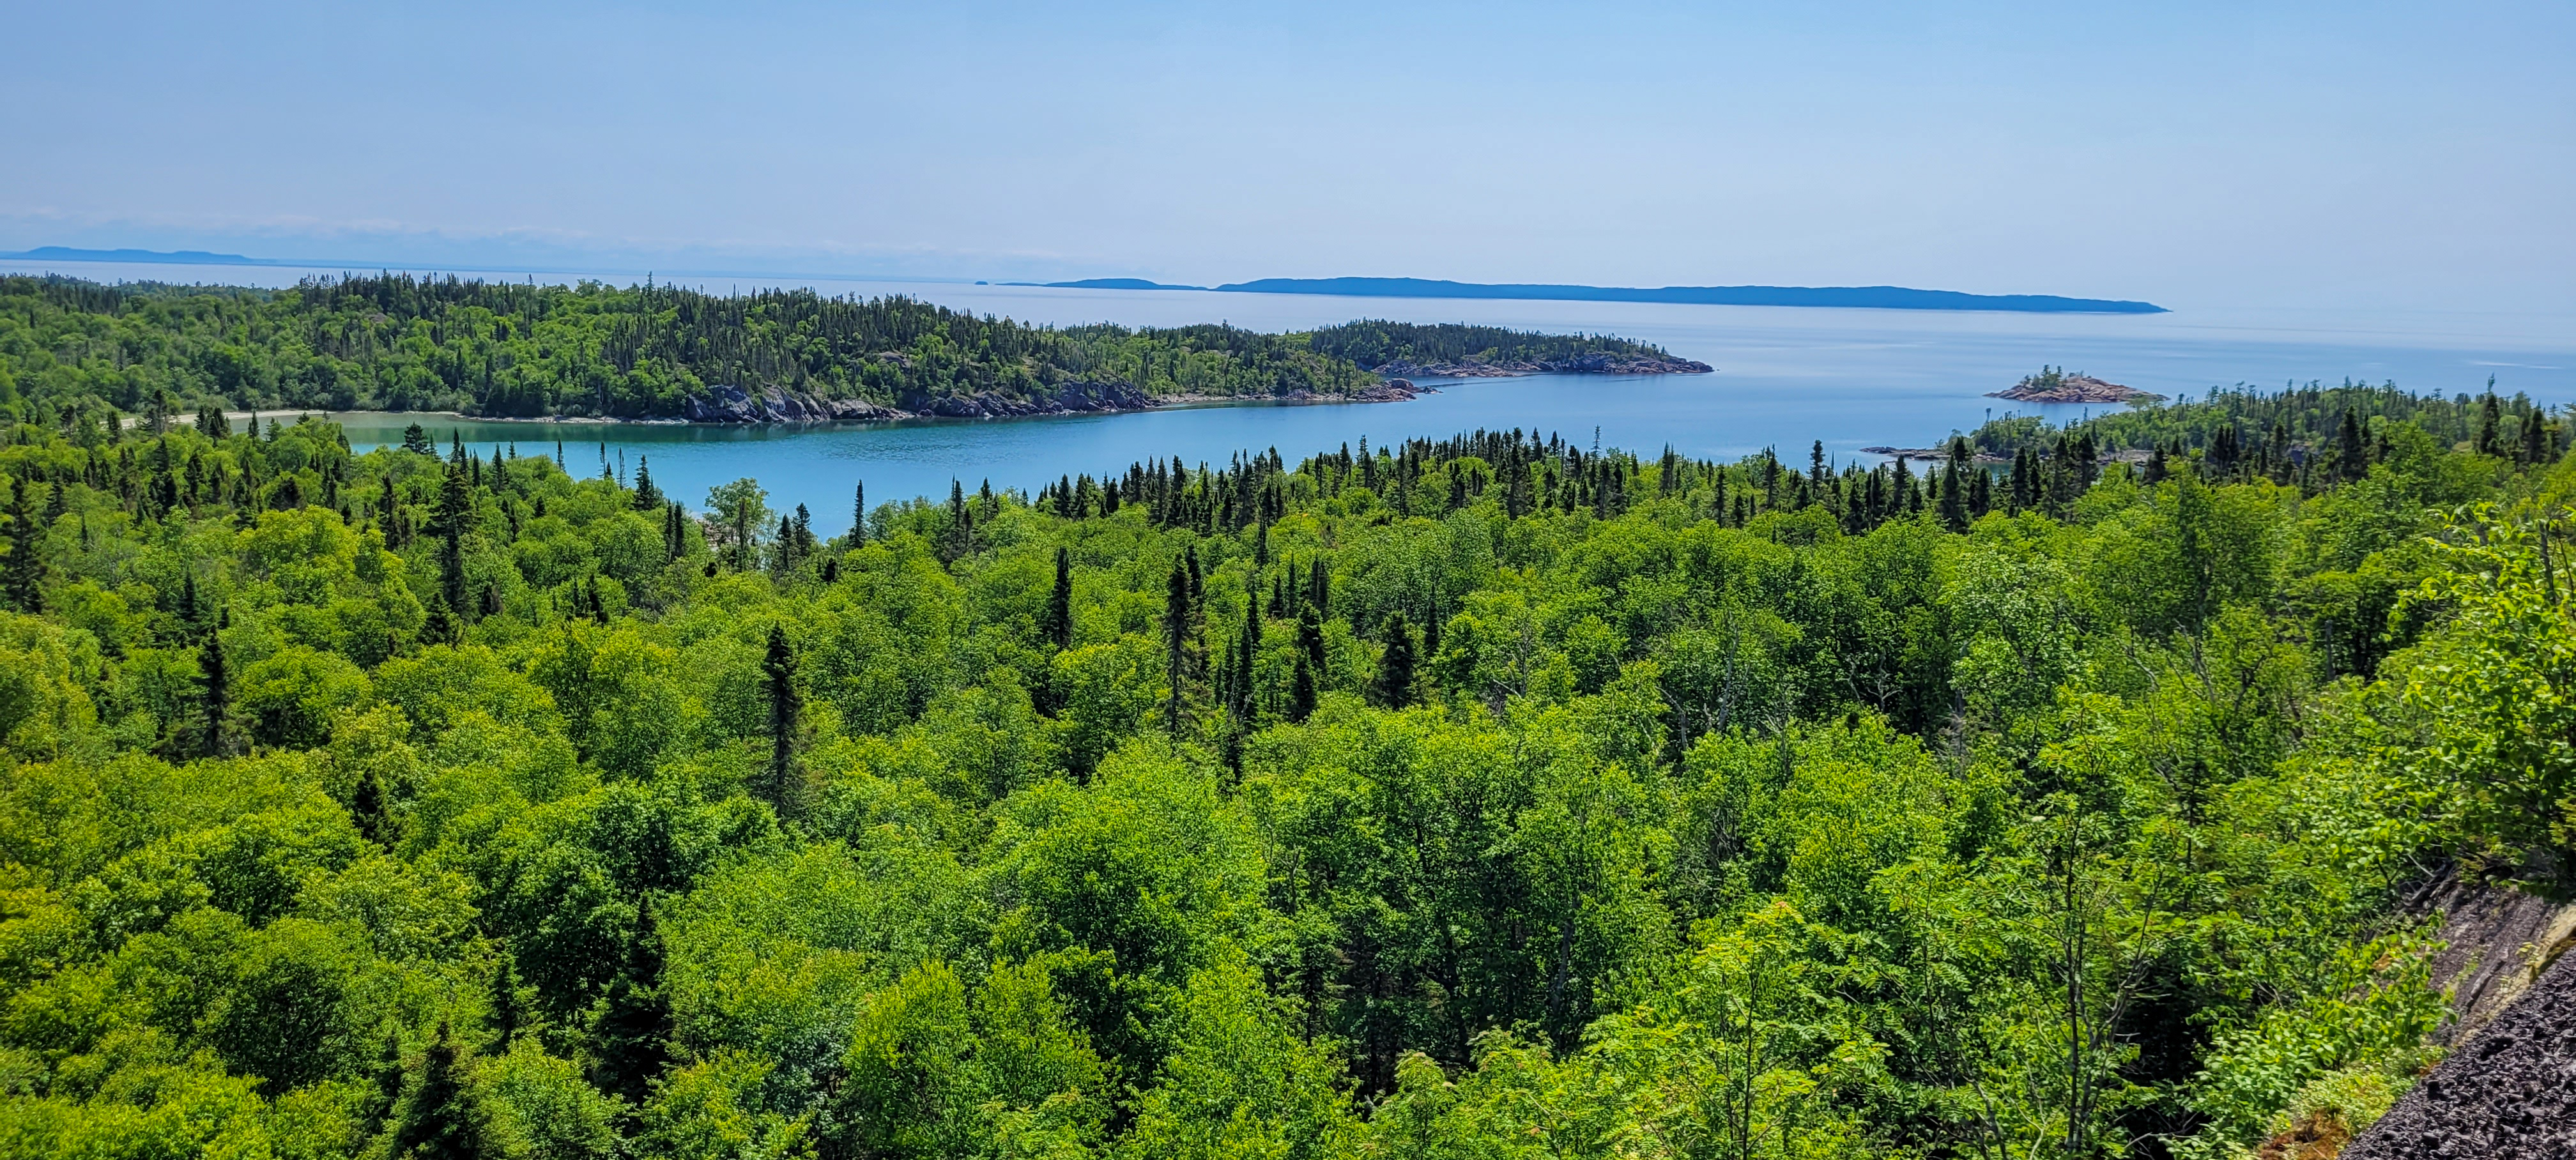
10;1;2572;316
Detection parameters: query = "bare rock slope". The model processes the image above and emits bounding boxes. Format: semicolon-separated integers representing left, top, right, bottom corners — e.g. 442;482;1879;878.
2343;946;2576;1159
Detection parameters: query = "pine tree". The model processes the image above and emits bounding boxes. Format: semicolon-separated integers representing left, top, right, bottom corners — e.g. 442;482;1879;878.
1044;547;1073;650
391;1021;486;1160
590;899;673;1103
761;625;802;816
1372;614;1416;709
850;480;867;546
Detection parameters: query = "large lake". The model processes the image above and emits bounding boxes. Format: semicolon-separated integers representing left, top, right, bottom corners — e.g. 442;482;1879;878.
13;258;2573;536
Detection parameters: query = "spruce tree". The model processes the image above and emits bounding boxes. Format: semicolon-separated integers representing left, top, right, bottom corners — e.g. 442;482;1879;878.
1163;554;1195;736
631;455;663;508
1045;547;1073;650
761;625;802;816
1289;652;1317;724
1936;439;1970;533
850;480;866;546
197;620;231;758
2;479;43;613
1372;614;1416;709
391;1021;486;1160
590;899;673;1103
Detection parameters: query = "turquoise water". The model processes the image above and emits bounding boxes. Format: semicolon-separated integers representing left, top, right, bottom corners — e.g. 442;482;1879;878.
14;259;2572;537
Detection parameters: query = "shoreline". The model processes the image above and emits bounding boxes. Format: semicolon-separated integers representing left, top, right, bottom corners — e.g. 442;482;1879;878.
155;381;1445;432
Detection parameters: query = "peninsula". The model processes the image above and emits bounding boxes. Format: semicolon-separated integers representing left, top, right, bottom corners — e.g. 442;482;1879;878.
1040;275;2167;314
0;275;1699;425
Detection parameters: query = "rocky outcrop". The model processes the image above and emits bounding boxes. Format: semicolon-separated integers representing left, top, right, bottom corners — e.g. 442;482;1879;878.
1987;372;2163;404
669;376;1421;424
1367;354;1713;378
679;384;906;424
2343;947;2576;1159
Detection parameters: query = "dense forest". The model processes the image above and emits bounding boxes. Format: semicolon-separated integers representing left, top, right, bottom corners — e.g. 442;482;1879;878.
0;276;1679;424
0;375;2570;1160
1300;320;1682;370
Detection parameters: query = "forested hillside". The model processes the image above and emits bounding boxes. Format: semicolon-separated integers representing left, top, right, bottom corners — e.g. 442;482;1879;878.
0;275;1381;420
0;383;2570;1159
1301;319;1688;371
0;277;1705;424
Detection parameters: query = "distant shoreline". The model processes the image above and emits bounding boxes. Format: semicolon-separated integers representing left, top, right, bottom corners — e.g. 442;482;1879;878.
1040;275;2167;316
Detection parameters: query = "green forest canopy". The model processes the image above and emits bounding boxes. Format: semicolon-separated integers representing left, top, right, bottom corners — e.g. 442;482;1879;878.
0;378;2571;1159
0;275;1676;422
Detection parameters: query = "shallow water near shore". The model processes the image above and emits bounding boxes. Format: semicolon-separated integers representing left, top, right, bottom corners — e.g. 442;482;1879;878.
18;258;2573;537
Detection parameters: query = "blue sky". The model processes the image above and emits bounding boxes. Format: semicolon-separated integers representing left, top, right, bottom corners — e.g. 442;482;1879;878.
7;0;2571;312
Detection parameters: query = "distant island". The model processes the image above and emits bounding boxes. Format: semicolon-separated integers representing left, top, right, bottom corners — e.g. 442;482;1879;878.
1039;275;2166;314
1307;320;1708;378
1987;367;2163;404
0;246;275;266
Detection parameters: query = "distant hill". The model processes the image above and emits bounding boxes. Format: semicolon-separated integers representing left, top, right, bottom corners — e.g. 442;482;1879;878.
1041;277;1208;291
1;246;272;266
1208;277;2166;314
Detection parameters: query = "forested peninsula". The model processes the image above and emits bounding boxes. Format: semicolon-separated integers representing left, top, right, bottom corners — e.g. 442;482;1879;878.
0;275;1694;425
0;355;2571;1157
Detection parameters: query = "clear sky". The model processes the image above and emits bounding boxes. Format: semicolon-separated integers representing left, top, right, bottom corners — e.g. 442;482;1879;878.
8;0;2572;314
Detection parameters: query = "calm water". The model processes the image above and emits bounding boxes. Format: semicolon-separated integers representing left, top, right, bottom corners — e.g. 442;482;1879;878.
15;258;2573;537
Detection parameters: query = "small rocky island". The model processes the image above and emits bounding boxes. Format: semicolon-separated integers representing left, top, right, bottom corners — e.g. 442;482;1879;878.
1987;366;2162;404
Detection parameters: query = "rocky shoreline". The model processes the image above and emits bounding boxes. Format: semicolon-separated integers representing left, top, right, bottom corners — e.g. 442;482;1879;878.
1986;372;2162;404
657;378;1434;424
1365;353;1714;378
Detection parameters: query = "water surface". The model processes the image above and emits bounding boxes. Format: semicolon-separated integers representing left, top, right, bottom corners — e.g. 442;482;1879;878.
15;258;2571;536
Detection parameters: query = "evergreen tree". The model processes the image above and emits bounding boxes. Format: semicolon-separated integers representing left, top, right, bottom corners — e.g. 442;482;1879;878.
435;460;473;616
487;957;519;1051
1163;553;1197;736
850;480;866;546
1045;546;1073;650
352;768;390;848
631;454;663;508
761;625;802;816
3;479;43;613
590;899;673;1103
390;1021;486;1160
1371;613;1416;709
1289;650;1317;724
197;620;231;758
1936;438;1971;533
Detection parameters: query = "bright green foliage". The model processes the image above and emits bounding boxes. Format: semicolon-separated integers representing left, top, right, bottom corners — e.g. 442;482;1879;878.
0;379;2568;1159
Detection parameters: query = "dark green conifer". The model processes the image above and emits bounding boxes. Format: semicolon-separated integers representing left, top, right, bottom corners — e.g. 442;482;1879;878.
1045;547;1073;651
3;480;44;613
1372;614;1416;709
390;1021;486;1160
590;899;673;1103
761;625;802;816
197;620;231;758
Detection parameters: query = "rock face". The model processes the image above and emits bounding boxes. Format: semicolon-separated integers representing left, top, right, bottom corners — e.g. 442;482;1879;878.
1366;354;1713;378
1986;373;2163;404
665;376;1419;424
2343;943;2576;1160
